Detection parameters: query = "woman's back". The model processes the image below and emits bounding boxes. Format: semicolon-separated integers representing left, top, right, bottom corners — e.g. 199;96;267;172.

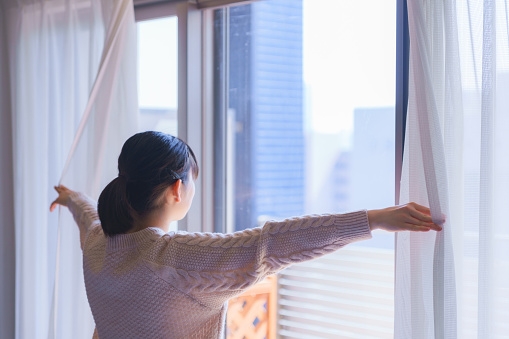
84;226;226;339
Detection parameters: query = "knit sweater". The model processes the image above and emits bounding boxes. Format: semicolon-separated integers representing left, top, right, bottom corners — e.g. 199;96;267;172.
67;192;372;339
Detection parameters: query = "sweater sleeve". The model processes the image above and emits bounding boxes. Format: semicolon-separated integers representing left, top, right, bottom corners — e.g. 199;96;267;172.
142;211;371;301
66;192;100;249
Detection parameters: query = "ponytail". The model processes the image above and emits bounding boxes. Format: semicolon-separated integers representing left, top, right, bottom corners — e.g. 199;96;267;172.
98;176;134;236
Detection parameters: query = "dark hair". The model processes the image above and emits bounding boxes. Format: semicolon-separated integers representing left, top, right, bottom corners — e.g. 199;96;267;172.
98;131;199;236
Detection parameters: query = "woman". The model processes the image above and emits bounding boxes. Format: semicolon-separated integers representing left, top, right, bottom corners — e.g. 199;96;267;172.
50;131;442;339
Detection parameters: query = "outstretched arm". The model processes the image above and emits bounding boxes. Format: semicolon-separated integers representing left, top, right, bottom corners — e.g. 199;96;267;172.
50;185;100;249
145;203;441;307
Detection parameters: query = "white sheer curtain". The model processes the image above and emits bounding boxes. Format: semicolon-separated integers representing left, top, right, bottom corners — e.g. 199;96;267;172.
4;0;138;338
395;0;509;338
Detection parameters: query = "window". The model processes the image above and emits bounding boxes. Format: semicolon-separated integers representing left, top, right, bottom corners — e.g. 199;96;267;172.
214;0;397;337
136;15;179;231
133;1;403;336
137;16;178;136
134;0;207;233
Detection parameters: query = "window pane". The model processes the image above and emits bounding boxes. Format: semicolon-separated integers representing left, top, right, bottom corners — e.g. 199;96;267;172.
137;16;178;136
137;16;178;231
219;0;396;337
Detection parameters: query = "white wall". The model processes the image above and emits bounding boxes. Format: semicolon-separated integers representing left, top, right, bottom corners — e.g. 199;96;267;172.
0;3;16;338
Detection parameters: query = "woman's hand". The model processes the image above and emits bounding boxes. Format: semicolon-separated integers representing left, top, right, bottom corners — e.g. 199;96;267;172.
49;185;74;212
367;202;443;232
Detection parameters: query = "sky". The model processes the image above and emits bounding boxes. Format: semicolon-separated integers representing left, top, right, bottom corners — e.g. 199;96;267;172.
137;0;396;134
137;16;178;110
302;0;396;134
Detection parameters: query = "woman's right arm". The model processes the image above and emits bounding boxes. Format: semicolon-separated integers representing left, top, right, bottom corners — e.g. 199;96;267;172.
145;203;441;307
144;202;441;308
50;185;100;249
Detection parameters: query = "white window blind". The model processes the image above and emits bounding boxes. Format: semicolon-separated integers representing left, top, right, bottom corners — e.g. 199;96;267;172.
277;247;394;339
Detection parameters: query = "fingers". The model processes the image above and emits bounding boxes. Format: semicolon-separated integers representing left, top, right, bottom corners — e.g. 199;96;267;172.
50;185;72;212
49;194;64;212
405;207;442;230
410;202;446;224
54;185;69;193
402;219;440;232
428;222;443;231
408;204;436;224
405;223;432;232
406;203;444;231
407;214;442;231
411;202;431;215
408;222;442;232
409;208;433;223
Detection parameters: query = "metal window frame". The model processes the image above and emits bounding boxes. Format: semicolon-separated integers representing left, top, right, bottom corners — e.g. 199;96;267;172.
394;0;410;324
134;2;180;21
395;0;409;205
212;8;229;234
133;0;256;10
134;1;216;233
134;0;411;233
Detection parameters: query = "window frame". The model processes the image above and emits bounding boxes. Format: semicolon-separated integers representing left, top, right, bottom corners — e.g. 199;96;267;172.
395;0;409;205
133;0;410;250
134;1;216;233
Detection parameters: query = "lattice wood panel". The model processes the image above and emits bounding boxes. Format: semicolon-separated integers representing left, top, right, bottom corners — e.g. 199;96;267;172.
226;276;277;339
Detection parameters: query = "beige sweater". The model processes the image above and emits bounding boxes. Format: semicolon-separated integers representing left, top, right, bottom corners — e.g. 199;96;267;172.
67;192;372;339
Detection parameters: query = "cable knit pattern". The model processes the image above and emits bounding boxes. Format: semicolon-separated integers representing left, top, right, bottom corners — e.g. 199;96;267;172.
66;192;372;339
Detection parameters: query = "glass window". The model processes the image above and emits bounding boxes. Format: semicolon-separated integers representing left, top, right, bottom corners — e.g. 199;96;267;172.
216;0;397;337
137;16;178;136
137;16;179;231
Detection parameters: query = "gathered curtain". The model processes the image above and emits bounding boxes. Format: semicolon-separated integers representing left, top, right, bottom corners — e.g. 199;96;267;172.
395;0;509;338
4;0;138;337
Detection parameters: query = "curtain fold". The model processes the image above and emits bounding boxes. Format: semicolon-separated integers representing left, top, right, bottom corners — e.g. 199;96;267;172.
5;0;138;338
395;0;509;338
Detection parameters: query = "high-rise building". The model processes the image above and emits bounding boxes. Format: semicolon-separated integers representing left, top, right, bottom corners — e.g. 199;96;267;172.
229;0;304;230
